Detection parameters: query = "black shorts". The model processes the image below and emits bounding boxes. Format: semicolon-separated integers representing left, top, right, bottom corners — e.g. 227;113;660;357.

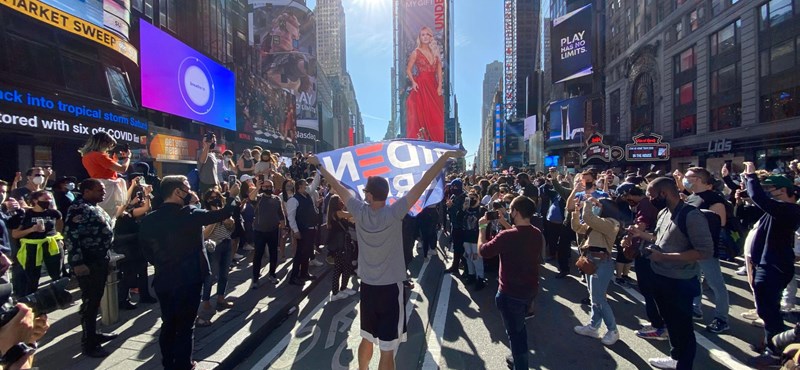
360;282;407;351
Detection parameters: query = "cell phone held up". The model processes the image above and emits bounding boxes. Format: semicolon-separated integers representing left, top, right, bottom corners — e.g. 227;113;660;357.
486;211;499;221
204;132;216;149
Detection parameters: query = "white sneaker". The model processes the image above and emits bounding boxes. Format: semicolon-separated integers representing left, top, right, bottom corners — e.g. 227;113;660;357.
601;330;619;346
735;266;747;276
310;259;323;267
781;302;796;312
573;324;600;338
341;288;357;296
330;292;348;302
752;318;765;328
648;357;678;369
233;253;245;261
741;309;759;321
242;244;255;251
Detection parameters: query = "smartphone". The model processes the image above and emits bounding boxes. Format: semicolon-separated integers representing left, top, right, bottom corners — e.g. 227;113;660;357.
36;219;45;229
116;143;130;153
136;191;144;201
228;175;237;185
486;211;499;220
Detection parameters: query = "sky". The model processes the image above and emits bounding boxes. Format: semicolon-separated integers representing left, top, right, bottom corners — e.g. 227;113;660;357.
308;0;504;168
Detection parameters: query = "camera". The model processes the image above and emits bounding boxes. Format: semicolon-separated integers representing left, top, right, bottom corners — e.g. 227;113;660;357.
773;323;800;352
0;278;73;329
640;243;661;258
115;143;130;154
486;211;499;221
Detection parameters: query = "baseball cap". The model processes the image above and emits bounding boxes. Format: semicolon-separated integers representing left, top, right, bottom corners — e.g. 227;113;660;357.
240;174;254;182
762;175;793;189
364;176;390;201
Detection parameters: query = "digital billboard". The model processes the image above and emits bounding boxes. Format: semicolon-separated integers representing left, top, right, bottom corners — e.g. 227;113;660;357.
399;0;447;142
140;21;236;130
548;95;587;144
551;4;593;84
248;0;317;145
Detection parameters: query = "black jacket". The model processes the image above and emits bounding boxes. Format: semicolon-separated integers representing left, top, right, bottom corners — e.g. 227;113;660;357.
139;199;236;291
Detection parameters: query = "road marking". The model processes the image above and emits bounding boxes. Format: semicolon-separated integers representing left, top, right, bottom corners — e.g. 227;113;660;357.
421;274;453;370
619;284;751;370
325;300;358;349
249;296;329;370
407;257;431;321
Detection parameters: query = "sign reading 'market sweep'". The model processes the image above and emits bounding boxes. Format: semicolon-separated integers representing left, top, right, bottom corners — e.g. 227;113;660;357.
0;0;138;63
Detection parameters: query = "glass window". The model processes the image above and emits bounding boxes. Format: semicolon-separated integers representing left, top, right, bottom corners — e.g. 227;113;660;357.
677;82;694;105
675;115;696;137
771;39;795;74
770;0;793;27
712;21;738;56
62;54;109;98
676;47;695;73
712;0;724;15
761;50;770;77
105;66;134;108
712;63;737;94
690;10;700;31
145;0;154;19
710;103;742;131
675;22;684;40
760;4;769;31
761;89;798;122
132;0;142;11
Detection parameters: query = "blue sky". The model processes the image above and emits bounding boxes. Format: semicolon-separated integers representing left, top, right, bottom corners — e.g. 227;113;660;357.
309;0;504;167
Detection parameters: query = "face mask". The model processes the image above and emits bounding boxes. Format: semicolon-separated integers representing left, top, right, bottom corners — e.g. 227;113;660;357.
592;206;602;217
651;195;667;210
37;201;50;210
682;178;694;191
261;189;273;195
179;189;193;206
66;183;76;191
209;199;223;208
585;181;593;189
32;176;45;185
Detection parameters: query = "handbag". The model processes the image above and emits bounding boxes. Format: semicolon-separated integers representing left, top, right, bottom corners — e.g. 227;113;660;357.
575;254;597;275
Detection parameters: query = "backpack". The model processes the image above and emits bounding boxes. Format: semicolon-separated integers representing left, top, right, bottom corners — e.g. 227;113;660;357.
675;204;722;257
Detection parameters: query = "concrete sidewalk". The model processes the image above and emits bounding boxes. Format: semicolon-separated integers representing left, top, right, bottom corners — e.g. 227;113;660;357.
32;254;331;370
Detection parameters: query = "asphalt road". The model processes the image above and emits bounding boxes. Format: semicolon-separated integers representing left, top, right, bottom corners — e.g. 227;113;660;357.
236;243;794;370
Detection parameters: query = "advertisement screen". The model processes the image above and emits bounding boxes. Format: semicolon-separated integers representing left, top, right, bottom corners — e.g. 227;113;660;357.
548;95;587;144
41;0;104;27
551;4;593;84
247;0;317;147
140;21;236;130
544;155;560;167
399;0;447;142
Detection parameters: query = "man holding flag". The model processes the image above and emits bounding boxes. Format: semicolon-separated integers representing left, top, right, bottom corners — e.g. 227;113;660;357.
309;144;462;370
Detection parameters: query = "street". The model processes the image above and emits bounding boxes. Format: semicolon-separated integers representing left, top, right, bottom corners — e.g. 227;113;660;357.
236;243;777;370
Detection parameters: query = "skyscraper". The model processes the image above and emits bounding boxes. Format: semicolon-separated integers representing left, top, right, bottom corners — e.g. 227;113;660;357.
316;0;347;77
482;61;503;123
504;0;541;120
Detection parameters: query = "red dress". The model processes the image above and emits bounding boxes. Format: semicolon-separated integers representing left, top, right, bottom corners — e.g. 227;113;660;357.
406;51;444;142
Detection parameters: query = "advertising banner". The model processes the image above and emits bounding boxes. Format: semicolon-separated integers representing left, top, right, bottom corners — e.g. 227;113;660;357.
551;4;593;84
625;133;670;161
524;115;536;138
0;0;138;63
0;84;147;144
399;0;447;143
103;0;131;38
140;21;236;130
494;103;503;157
316;139;459;216
548;95;587;144
147;133;200;163
248;0;317;141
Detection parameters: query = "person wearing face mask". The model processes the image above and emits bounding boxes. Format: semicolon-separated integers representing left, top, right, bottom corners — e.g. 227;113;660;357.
674;167;732;334
571;197;622;347
9;167;48;207
248;179;285;289
627;178;714;370
138;175;240;369
457;191;487;290
478;196;543;370
63;179;118;357
286;173;321;285
52;176;77;217
10;190;64;297
79;132;131;223
238;149;256;176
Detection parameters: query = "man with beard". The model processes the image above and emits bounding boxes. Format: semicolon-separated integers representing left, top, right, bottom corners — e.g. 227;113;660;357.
138;176;240;370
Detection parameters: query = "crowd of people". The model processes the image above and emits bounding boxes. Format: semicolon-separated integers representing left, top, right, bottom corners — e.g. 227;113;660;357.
1;129;800;370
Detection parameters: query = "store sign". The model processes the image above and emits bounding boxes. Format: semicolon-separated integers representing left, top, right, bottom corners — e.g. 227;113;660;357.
0;84;147;143
0;0;138;63
581;132;623;163
707;138;732;154
148;134;200;162
625;133;670;161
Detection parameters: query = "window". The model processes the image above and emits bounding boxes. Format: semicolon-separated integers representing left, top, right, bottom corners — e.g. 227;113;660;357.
761;88;800;122
711;63;737;94
760;0;794;30
710;20;740;56
105;67;134;108
771;39;796;74
676;82;694;106
675;47;695;74
690;10;700;31
674;115;697;137
710;103;741;130
675;21;684;40
145;0;154;19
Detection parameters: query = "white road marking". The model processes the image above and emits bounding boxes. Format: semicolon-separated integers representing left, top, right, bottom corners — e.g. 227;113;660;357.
421;274;453;370
407;257;431;321
620;284;751;370
325;300;358;349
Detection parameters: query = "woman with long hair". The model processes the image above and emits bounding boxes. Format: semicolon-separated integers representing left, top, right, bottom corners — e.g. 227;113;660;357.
78;132;130;221
11;190;64;296
255;151;277;179
198;190;236;326
572;197;622;346
405;26;444;142
238;149;255;176
326;195;357;301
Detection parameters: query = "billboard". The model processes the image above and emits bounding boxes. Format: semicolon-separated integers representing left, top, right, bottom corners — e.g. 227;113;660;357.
39;0;130;38
399;0;447;142
248;0;318;146
237;74;297;149
551;4;593;84
140;21;236;130
548;95;587;144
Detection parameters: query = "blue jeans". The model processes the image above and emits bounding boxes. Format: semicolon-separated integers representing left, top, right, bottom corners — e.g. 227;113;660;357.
754;264;794;351
589;256;616;331
496;291;529;370
692;258;730;321
202;239;232;301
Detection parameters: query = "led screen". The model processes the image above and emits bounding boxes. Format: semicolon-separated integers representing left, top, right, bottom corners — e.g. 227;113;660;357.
140;20;236;130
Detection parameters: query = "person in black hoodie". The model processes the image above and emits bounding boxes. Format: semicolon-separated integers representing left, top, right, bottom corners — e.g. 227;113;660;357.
457;191;486;289
743;162;800;367
446;179;466;274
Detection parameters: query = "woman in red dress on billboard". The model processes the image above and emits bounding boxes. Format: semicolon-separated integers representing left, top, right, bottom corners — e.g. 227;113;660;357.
406;27;444;142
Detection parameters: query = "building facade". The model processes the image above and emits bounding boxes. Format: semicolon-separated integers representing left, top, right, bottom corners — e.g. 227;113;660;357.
605;0;800;173
316;0;347;77
482;61;504;125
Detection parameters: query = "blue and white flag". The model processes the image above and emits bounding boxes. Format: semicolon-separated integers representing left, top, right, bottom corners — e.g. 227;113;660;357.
317;140;460;216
